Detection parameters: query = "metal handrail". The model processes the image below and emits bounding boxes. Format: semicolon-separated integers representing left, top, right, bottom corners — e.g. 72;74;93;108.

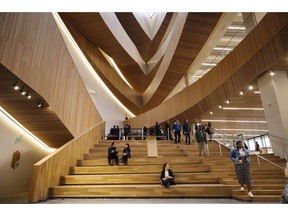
269;134;288;142
268;134;288;161
213;129;286;183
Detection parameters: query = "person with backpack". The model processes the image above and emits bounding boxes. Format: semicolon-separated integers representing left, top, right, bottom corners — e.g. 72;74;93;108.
195;124;207;156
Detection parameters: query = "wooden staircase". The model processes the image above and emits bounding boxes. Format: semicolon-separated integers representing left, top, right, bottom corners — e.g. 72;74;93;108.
48;140;286;202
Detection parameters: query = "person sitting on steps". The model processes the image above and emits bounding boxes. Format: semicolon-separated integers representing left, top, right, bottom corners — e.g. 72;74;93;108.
107;142;119;166
160;162;176;188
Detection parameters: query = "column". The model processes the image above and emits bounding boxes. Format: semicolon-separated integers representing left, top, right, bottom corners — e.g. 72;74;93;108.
257;70;288;160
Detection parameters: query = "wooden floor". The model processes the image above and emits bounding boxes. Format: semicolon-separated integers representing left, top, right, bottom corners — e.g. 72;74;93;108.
48;140;287;202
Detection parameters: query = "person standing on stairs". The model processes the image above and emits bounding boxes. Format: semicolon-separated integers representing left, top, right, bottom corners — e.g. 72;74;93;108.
183;119;191;145
195;124;207;156
230;140;254;198
160;162;176;188
173;120;181;144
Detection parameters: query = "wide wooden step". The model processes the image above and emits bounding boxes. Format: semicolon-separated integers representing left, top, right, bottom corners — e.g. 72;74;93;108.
233;189;283;196
49;184;232;198
78;158;202;166
60;173;220;185
70;164;210;174
232;194;282;202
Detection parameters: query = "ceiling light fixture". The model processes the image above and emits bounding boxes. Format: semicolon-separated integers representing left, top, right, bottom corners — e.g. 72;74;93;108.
226;100;230;104
240;91;244;95
20;86;26;95
202;119;267;123
202;63;217;66
222;107;264;111
37;100;45;109
270;70;275;76
210;111;213;115
254;91;260;94
248;85;254;90
12;81;19;90
213;47;233;51
228;26;246;30
218;105;222;109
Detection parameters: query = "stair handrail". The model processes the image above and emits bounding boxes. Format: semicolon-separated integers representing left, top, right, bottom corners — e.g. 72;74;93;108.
213;128;235;156
213;129;286;183
268;134;288;161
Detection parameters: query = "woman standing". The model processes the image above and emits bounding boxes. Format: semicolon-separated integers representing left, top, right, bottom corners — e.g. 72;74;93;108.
160;162;175;188
230;140;254;198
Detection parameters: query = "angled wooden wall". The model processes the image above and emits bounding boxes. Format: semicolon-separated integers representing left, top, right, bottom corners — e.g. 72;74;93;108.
0;13;102;137
29;121;105;203
127;13;288;127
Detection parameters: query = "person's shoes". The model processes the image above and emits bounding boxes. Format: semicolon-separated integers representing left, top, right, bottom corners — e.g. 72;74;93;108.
240;187;244;191
248;191;254;198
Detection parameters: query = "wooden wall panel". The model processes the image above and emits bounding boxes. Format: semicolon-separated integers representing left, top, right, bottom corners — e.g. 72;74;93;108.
0;13;102;137
127;13;288;128
28;121;105;203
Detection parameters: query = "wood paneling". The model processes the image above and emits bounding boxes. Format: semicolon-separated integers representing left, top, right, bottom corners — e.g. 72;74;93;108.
0;13;102;138
59;13;222;113
28;121;105;203
115;12;173;62
0;64;74;148
127;13;288;138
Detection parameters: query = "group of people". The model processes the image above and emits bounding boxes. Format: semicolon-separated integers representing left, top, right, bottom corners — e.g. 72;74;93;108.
107;142;131;165
106;140;288;201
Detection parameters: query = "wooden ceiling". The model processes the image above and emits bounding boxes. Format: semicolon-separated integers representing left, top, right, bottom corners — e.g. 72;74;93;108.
58;12;287;139
0;64;74;148
59;12;222;114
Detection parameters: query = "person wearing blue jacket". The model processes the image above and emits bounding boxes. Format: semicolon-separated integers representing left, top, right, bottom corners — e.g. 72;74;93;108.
173;120;181;144
230;140;254;198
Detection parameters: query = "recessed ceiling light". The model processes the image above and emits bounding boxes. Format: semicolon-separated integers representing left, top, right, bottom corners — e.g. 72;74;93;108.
201;119;267;123
270;71;275;76
222;107;264;111
213;47;233;51
202;63;217;66
228;26;246;30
